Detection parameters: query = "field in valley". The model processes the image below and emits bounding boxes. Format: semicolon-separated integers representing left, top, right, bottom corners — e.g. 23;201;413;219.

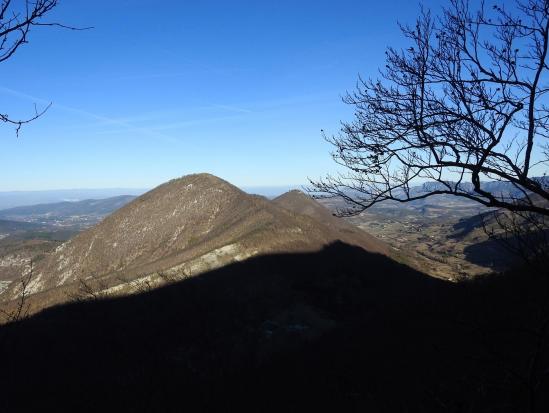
319;196;512;279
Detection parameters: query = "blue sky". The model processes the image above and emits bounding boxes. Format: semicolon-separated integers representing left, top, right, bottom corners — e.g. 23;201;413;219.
0;0;444;191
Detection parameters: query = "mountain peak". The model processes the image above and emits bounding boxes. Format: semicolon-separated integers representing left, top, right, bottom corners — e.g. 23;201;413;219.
154;173;242;194
172;173;229;185
279;189;309;197
274;190;330;217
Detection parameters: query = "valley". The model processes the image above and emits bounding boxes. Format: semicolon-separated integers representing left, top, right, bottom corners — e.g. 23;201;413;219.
320;196;511;279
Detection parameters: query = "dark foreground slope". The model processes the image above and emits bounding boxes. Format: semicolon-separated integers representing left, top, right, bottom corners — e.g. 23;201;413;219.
0;243;548;412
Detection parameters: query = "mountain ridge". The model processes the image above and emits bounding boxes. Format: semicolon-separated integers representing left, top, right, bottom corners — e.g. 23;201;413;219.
1;173;390;311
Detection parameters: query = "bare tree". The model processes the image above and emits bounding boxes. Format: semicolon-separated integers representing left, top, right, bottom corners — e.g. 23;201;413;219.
0;0;90;135
66;276;109;302
311;0;549;217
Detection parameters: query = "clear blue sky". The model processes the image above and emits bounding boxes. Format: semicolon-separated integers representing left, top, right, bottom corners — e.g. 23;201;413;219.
0;0;444;191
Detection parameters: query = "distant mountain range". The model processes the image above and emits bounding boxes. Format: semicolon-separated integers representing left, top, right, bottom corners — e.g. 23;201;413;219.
420;176;549;198
0;188;147;210
0;196;137;229
0;185;303;210
324;177;549;216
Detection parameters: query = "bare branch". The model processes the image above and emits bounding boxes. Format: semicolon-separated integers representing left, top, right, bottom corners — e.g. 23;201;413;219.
311;0;549;218
0;0;91;135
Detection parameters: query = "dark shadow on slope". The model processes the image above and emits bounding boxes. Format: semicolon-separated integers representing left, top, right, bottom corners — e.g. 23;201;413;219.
462;237;519;270
451;211;491;238
0;242;548;412
452;211;549;270
460;228;549;270
452;213;518;270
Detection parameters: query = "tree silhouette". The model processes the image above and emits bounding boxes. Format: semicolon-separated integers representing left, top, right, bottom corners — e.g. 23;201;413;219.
311;0;549;217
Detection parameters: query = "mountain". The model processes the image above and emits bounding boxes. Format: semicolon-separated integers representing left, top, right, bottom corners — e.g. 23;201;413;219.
0;195;136;228
274;190;389;255
2;174;389;309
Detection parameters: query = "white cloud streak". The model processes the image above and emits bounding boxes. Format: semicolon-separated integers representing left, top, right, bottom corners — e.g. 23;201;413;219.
0;86;180;144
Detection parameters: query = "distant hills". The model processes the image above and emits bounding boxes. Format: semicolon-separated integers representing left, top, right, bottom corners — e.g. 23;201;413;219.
420;176;549;199
335;177;549;207
324;177;549;220
0;185;302;210
0;188;147;210
0;195;137;229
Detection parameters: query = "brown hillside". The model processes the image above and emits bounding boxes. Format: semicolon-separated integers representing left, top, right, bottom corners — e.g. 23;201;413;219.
2;174;388;310
274;190;390;255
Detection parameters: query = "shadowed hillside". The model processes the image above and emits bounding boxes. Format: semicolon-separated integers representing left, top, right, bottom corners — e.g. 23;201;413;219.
1;242;547;412
274;190;389;255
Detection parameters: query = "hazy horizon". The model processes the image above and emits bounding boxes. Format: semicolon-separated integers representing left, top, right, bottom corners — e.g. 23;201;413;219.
0;182;306;210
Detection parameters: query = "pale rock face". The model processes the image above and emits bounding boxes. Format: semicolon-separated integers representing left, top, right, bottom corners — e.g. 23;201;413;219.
98;242;259;298
0;254;28;268
0;280;11;294
25;272;44;295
